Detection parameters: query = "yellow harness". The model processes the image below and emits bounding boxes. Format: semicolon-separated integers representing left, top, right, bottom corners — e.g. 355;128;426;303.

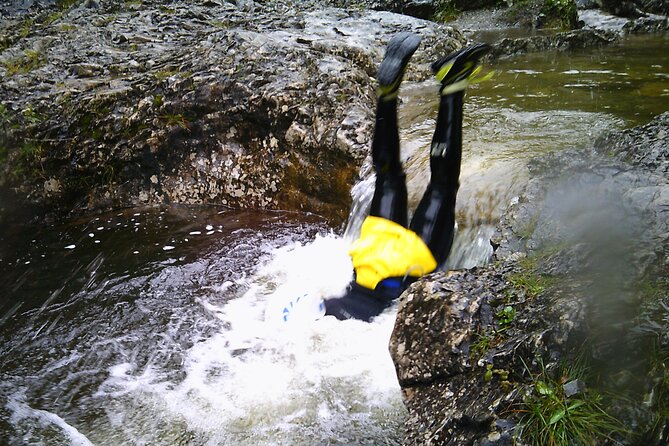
349;216;437;290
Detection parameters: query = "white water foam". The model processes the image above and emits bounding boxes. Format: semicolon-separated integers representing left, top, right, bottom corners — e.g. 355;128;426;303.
97;233;407;445
8;389;95;446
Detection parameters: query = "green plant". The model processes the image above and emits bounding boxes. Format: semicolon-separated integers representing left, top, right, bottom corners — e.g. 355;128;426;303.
0;104;11;125
160;113;191;131
516;358;628;445
3;49;45;75
540;0;577;30
472;331;493;358
496;305;516;330
433;0;459;22
485;364;511;387
508;271;551;299
22;105;44;125
20;140;43;160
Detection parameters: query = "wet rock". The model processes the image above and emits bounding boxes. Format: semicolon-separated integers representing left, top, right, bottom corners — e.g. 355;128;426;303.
636;0;669;14
622;12;669;31
563;378;587;397
0;1;465;224
488;28;619;58
499;0;580;30
601;0;647;17
594;111;669;176
391;113;669;444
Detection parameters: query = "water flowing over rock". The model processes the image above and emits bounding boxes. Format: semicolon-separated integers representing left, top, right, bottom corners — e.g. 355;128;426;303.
0;0;464;225
390;113;669;445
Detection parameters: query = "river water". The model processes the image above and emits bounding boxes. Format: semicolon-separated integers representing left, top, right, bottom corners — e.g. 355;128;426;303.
1;33;668;445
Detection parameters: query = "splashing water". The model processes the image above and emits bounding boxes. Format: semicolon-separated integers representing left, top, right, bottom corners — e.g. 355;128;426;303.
0;208;407;445
1;33;668;445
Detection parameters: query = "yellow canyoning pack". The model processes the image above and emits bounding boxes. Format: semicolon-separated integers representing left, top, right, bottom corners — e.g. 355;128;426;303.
349;216;437;290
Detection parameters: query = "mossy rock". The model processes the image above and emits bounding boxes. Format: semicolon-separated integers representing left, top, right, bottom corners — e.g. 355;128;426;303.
502;0;579;30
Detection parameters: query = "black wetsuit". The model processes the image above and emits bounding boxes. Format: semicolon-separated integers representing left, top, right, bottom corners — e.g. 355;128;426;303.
323;36;489;322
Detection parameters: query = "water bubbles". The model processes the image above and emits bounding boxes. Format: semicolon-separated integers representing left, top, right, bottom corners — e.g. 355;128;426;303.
162;246;175;251
64;244;76;250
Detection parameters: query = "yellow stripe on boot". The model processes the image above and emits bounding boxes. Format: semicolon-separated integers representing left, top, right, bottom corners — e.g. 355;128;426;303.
348;216;437;290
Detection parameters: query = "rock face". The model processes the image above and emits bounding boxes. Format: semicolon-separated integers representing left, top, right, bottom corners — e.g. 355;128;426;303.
390;113;669;445
0;0;465;224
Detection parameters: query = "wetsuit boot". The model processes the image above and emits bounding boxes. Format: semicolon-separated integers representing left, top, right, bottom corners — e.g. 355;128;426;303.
410;43;491;266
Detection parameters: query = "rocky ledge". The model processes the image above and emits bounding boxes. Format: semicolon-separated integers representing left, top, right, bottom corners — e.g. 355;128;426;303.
390;113;669;445
0;0;464;225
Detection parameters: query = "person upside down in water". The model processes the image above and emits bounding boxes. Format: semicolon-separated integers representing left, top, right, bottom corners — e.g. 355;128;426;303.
323;33;491;322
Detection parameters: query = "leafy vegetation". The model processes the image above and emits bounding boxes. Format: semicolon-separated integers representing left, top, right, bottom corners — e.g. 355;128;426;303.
496;305;516;329
160;113;191;132
630;277;669;443
433;0;460;22
516;357;628;445
540;0;578;29
2;49;45;75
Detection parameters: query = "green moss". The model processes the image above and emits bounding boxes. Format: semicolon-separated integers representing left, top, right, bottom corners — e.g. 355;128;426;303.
152;95;164;107
209;20;229;28
44;11;65;26
154;70;179;80
57;24;77;32
0;146;7;166
18;18;35;39
2;49;45;75
56;0;81;9
93;15;116;27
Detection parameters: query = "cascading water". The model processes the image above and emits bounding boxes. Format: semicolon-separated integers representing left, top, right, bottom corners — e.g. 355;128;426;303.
1;33;667;445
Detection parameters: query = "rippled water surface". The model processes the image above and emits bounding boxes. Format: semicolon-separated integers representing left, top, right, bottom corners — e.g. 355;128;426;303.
1;33;668;445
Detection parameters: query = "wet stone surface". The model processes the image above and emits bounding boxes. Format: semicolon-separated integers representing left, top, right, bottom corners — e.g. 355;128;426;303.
0;0;465;225
390;112;669;445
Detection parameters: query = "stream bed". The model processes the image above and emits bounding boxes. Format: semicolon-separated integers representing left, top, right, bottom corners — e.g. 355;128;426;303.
1;33;668;445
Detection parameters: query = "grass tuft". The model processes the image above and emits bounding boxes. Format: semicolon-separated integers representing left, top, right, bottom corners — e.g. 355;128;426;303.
516;357;628;445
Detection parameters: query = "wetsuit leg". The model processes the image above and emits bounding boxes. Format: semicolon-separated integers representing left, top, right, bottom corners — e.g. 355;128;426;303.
368;32;421;228
325;32;421;322
369;97;408;227
409;90;463;266
410;43;491;266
